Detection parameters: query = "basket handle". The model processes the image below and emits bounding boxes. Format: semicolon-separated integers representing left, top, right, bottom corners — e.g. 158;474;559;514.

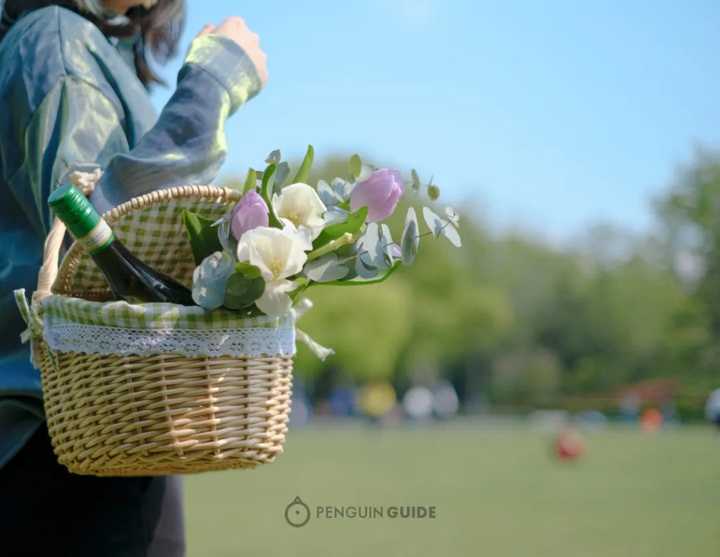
33;170;102;305
33;217;67;304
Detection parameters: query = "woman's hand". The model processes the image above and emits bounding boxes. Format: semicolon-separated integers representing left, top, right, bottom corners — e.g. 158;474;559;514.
197;17;268;86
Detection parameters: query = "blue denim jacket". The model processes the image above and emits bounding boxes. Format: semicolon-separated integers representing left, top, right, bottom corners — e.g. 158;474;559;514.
0;6;262;468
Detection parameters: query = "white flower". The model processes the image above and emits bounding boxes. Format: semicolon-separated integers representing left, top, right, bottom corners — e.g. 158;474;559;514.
272;183;327;240
236;226;309;316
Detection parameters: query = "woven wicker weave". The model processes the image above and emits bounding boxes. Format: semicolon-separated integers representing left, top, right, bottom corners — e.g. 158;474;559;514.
33;185;294;476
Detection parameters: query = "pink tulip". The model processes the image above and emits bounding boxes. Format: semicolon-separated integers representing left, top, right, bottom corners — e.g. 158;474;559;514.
350;169;404;222
231;190;269;241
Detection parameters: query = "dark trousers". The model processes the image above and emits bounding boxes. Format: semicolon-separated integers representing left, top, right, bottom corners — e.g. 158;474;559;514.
0;422;186;557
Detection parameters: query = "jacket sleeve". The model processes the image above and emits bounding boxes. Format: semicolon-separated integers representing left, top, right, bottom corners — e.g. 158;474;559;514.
9;33;262;234
89;34;262;213
7;76;130;236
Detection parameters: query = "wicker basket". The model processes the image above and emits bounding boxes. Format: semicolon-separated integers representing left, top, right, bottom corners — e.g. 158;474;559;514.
27;185;294;477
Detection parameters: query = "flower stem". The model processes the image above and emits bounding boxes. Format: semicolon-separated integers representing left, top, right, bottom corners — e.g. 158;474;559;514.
307;232;356;261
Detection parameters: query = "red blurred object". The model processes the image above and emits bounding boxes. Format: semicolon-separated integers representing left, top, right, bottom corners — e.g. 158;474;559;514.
640;408;663;432
554;429;585;461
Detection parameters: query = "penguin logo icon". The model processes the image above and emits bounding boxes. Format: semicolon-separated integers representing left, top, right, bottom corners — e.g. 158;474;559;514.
285;496;311;528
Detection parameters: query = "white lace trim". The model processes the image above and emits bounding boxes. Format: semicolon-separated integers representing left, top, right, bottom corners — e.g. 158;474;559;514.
44;321;296;358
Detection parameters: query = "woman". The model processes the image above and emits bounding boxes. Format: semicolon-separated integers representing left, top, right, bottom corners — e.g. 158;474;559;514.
0;0;267;554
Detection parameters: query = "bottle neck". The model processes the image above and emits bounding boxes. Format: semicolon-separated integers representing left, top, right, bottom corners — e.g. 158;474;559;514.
76;219;115;255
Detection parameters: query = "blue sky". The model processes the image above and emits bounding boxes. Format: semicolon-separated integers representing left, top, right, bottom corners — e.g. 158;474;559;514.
152;0;720;240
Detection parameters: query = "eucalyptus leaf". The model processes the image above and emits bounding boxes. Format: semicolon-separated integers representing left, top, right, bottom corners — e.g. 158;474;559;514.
422;206;445;238
357;163;374;182
182;210;223;265
191;251;235;310
322;261;401;286
356;222;388;270
223;273;265;310
411;168;421;191
323;206;350;226
331;177;354;201
292;144;314;184
217;211;238;254
304;253;350;282
265;149;281;164
442;222;462;248
355;253;379;279
401;207;420;266
445;206;460;227
275;161;291;188
380;224;398;264
317;179;344;207
349;154;362;180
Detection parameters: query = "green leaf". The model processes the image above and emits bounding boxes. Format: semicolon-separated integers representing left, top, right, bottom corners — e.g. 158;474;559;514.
320;261;401;286
289;277;310;302
349;154;362;180
313;206;368;248
235;261;262;279
242;168;257;193
223;272;265;310
260;164;281;227
261;163;276;205
292;144;314;184
182;210;223;265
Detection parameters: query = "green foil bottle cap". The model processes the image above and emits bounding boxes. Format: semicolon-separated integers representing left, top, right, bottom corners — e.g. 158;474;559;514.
48;184;101;239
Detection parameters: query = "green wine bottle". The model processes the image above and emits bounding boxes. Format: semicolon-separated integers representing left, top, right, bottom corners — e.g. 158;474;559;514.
48;184;195;306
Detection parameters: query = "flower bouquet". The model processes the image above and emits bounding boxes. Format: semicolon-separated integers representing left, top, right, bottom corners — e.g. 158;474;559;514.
188;146;462;331
15;145;461;477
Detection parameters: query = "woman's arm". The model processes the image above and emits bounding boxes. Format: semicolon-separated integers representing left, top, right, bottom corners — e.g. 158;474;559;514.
9;29;264;234
90;33;264;213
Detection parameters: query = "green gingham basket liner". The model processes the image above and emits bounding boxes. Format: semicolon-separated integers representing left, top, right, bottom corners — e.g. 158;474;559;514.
35;185;332;360
57;198;230;297
39;295;297;358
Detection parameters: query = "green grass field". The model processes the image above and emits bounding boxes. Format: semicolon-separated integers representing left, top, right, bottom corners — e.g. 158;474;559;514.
185;422;720;557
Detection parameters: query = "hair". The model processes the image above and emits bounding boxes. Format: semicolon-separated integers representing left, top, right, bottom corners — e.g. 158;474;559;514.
0;0;186;87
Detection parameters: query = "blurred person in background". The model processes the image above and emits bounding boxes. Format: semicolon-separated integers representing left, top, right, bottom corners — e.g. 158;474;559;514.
431;380;459;420
0;0;267;554
358;381;397;424
402;385;433;421
554;426;585;462
640;407;664;433
706;388;720;430
328;382;357;417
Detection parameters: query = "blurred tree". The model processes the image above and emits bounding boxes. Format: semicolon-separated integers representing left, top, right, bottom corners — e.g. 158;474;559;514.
217;148;717;418
491;349;562;406
655;147;720;392
657;147;720;335
294;281;413;383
